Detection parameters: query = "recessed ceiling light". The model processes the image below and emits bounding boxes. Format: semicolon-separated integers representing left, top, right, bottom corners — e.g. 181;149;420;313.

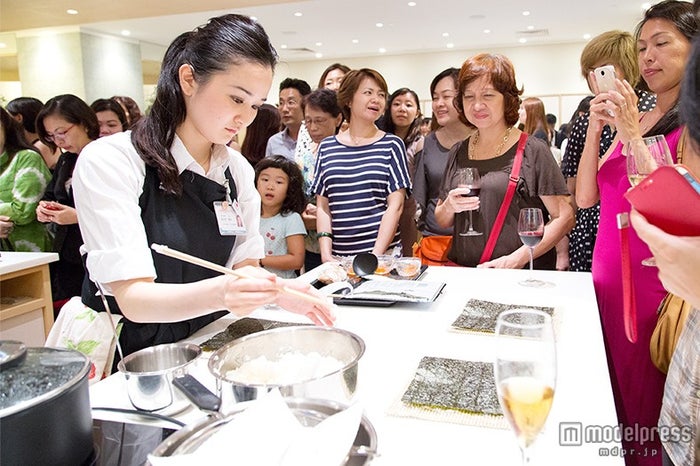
522;10;530;16
352;39;359;44
527;25;534;30
120;30;131;36
641;2;651;10
378;47;387;53
483;29;491;34
315;52;323;58
442;32;449;37
376;22;384;28
446;43;455;49
294;12;302;17
66;9;78;15
518;38;527;43
315;42;322;46
408;1;417;6
281;44;288;49
0;43;6;48
583;33;592;40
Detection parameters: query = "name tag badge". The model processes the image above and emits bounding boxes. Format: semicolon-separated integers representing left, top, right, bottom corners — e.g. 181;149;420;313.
214;200;246;236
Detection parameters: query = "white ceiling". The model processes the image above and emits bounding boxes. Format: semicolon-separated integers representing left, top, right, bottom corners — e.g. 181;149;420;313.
2;0;653;62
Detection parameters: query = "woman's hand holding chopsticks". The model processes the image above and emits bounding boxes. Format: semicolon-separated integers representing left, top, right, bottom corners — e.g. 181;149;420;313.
222;265;336;326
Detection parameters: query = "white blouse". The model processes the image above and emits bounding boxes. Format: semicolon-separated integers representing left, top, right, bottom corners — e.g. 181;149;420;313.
73;131;264;289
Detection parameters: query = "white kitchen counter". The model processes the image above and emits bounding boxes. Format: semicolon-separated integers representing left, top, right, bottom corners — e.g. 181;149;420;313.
0;252;59;345
0;251;58;275
91;266;625;465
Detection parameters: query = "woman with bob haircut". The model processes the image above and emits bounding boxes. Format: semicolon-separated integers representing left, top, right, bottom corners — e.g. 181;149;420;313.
312;68;411;260
434;53;573;268
72;14;333;361
35;94;99;305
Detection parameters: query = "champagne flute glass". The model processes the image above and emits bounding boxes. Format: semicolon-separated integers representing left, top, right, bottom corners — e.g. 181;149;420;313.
454;167;482;237
495;309;557;465
626;135;673;266
517;208;551;288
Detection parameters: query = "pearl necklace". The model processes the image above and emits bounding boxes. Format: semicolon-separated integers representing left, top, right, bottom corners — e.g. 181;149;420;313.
469;127;513;160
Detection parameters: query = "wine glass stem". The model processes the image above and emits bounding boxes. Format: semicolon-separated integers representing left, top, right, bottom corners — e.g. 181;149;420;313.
521;446;531;465
528;247;534;277
468;210;474;232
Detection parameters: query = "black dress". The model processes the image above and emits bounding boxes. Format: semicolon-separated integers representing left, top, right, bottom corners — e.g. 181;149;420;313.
43;152;84;301
82;165;238;369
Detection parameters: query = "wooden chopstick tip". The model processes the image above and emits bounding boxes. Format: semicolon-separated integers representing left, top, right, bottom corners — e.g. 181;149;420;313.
151;243;168;253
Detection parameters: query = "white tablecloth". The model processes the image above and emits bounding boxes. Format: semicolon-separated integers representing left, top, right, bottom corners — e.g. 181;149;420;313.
90;266;624;465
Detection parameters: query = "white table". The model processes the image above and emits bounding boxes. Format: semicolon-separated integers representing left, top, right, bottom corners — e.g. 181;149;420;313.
90;266;624;465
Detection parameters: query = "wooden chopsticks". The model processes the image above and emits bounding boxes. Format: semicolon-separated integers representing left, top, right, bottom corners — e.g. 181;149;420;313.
150;244;331;311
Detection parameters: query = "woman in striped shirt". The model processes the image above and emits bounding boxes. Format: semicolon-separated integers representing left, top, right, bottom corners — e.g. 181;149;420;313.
312;68;411;261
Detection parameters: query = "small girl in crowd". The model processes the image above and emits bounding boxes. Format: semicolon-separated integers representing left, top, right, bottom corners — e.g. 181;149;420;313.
255;155;307;278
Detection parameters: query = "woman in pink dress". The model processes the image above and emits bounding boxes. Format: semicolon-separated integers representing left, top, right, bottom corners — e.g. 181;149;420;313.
575;2;696;465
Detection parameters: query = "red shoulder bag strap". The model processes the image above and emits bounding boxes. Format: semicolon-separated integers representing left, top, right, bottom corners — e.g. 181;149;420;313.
617;212;638;343
478;132;529;264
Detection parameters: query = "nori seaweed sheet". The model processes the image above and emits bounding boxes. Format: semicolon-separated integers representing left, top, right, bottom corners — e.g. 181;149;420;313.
401;357;503;416
451;299;554;334
199;318;310;352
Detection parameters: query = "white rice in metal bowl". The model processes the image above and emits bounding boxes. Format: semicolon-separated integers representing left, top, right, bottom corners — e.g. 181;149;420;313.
225;351;345;385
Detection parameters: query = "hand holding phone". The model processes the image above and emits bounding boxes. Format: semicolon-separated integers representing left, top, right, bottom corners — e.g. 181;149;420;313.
594;65;617;94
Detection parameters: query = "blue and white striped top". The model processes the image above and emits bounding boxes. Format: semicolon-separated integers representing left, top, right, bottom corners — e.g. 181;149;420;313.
311;133;411;256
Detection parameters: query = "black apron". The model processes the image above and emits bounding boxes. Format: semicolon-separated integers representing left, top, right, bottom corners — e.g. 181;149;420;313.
82;165;238;367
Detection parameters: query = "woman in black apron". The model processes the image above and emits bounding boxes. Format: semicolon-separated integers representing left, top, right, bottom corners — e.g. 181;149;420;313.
72;14;334;362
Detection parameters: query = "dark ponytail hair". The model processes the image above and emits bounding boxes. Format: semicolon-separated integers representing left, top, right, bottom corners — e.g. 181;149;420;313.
132;14;278;195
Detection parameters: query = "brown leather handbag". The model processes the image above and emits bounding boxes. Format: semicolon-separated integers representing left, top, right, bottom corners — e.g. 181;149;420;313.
650;293;692;373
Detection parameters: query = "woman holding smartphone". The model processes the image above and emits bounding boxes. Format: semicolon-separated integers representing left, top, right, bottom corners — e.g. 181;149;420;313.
561;30;656;273
72;15;333;361
575;2;696;464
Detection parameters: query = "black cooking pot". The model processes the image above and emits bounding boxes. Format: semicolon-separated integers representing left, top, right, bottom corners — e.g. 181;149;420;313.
0;341;93;466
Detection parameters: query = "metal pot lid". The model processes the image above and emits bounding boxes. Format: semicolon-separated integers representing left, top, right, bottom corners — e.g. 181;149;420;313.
0;344;90;417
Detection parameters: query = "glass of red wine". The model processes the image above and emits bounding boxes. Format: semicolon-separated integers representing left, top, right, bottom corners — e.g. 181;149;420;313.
454;167;482;237
517;208;551;288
